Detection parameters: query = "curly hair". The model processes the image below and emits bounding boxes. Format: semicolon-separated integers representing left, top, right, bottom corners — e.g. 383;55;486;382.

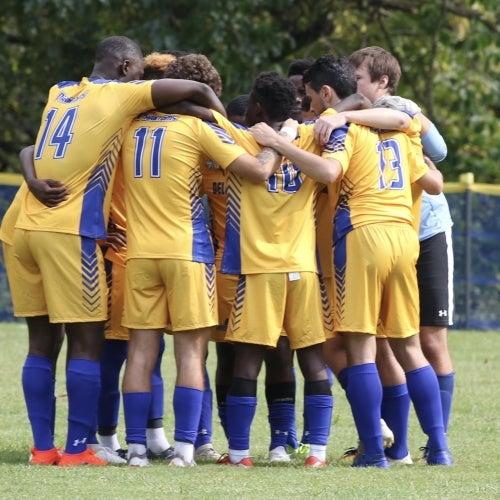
163;54;222;96
303;55;357;100
251;71;296;122
143;52;177;80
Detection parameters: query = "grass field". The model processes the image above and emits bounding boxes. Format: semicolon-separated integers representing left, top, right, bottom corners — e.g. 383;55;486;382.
0;324;499;499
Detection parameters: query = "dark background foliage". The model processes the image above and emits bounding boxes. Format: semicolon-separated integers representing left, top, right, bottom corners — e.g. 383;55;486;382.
1;0;499;182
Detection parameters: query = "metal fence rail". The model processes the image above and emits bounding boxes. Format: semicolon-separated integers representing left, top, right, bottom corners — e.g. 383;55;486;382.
1;173;499;329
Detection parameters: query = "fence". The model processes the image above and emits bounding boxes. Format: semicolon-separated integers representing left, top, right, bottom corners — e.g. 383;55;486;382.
1;173;499;329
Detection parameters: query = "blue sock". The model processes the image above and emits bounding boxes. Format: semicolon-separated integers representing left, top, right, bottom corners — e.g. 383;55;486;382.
337;368;349;391
98;339;127;429
195;368;213;448
406;365;447;450
51;379;56;443
226;394;257;450
65;358;101;453
22;355;54;450
218;405;228;440
303;394;333;446
124;392;151;445
268;402;295;450
346;363;383;456
437;373;455;432
173;386;204;444
87;413;99;445
381;384;410;459
149;337;165;421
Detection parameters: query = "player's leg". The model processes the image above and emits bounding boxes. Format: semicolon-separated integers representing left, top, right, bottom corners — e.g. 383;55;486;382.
295;343;332;468
8;233;64;463
96;339;128;456
97;259;128;457
22;317;65;464
221;341;265;467
334;226;389;468
376;338;411;464
385;226;452;466
171;327;212;466
122;328;163;466
167;260;217;467
194;360;221;461
221;274;283;467
213;272;238;439
146;335;174;460
264;335;297;462
417;230;455;436
286;272;333;468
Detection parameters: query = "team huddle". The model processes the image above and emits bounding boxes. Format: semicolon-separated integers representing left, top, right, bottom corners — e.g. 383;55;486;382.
0;36;455;469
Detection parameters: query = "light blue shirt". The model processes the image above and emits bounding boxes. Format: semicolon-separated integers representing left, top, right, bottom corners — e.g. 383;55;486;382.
419;191;453;241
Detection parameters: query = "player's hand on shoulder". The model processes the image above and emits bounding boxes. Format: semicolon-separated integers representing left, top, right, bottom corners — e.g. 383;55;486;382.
314;114;347;145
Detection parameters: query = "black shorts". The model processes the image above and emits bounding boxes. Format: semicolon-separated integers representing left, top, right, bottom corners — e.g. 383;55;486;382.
416;230;454;327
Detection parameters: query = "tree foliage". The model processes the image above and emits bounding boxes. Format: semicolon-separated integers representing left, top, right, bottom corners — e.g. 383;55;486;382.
1;0;499;182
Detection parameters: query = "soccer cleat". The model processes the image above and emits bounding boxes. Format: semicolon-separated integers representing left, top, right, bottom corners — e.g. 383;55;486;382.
217;453;253;468
426;448;453;466
304;456;327;468
268;446;291;463
29;447;61;465
194;443;221;461
116;448;128;460
339;446;358;462
386;452;413;465
146;446;175;460
58;448;108;466
127;451;150;467
88;444;127;464
352;453;390;468
169;456;197;467
418;446;429;463
286;442;310;458
381;418;394;448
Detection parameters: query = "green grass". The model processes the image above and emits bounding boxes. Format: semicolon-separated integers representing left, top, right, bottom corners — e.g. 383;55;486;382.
0;324;499;499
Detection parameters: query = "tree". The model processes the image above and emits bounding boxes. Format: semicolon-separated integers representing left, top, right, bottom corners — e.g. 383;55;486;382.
1;0;498;182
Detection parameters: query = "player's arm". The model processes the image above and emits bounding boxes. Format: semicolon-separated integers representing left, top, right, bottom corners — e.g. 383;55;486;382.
157;100;217;120
227;124;298;183
419;113;447;163
334;92;372;112
151;79;226;116
250;122;341;185
314;108;411;145
19;145;69;207
415;156;443;195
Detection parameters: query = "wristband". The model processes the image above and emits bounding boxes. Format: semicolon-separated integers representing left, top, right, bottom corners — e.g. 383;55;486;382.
278;126;296;140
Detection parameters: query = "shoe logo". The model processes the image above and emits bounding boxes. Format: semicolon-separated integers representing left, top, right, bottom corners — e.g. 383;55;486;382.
73;437;88;447
438;310;448;317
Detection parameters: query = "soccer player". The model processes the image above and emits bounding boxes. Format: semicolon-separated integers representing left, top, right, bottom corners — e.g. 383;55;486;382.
250;54;452;467
12;35;226;466
287;58;315;122
348;46;455;461
207;71;333;468
120;57;286;468
0;150;67;465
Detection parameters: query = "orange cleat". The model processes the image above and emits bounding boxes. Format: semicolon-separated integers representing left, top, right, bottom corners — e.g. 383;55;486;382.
29;447;61;465
304;455;327;468
58;448;108;466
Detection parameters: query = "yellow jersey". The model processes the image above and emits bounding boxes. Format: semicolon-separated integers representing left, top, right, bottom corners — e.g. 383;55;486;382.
16;77;154;239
